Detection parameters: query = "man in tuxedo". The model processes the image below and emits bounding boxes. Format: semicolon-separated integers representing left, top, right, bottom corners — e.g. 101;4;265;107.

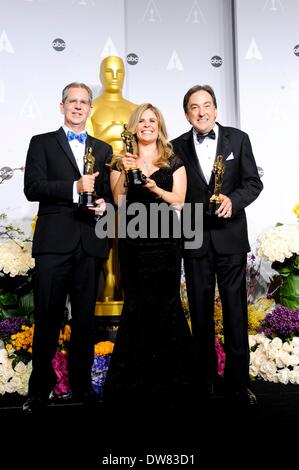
23;82;112;411
172;85;263;405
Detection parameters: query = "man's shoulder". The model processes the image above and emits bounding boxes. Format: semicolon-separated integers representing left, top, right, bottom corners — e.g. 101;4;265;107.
88;135;112;152
30;129;60;142
218;123;248;139
171;130;191;145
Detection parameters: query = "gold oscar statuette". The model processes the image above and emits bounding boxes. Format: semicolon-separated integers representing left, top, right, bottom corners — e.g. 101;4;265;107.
88;55;138;317
78;146;97;208
208;155;225;215
121;124;147;188
121;124;134;154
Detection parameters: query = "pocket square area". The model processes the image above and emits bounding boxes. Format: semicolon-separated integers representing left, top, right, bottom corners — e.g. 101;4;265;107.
226;153;234;161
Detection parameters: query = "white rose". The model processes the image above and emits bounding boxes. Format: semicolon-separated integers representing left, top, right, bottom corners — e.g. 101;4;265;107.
277;368;290;384
289;370;299;384
266;373;279;383
0;349;9;363
252;349;267;367
260;359;277;375
14;361;27;374
255;333;268;345
279;351;292;367
282;342;293;353
248;335;257;348
267;348;280;361
289;354;299;367
275;357;285;368
271;337;283;349
249;364;260;377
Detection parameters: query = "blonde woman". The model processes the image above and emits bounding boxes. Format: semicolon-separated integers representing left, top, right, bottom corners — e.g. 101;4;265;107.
104;103;195;406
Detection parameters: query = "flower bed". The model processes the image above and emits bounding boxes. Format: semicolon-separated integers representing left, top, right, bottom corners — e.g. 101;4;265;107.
0;320;114;397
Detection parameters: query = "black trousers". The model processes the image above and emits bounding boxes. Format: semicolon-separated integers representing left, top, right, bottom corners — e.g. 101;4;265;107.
29;243;102;398
184;246;249;390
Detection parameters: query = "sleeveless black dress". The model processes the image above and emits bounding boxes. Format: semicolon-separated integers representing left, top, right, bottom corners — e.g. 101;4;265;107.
104;155;194;402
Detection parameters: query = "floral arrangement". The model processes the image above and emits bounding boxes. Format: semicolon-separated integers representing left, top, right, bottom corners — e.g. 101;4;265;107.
51;335;114;398
0;348;32;395
214;291;273;343
0;213;34;277
0;316;114;397
91;353;111;396
0;214;35;322
256;209;299;310
2;206;299;393
0;239;34;277
249;334;299;384
259;305;299;340
215;338;225;376
256;224;299;263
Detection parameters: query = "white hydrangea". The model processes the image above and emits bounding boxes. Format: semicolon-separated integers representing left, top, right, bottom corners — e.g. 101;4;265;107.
256;224;299;263
0;239;35;276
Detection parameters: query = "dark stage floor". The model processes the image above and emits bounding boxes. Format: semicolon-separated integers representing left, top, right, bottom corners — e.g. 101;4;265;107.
1;381;299;467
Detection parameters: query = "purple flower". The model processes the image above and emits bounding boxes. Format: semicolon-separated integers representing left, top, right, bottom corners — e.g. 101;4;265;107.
91;355;111;396
52;351;70;396
215;338;225;376
259;305;299;340
0;317;27;338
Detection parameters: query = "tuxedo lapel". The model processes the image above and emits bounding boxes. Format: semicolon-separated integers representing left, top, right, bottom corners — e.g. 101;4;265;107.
183;130;207;186
208;124;231;192
56;127;81;176
216;124;231;161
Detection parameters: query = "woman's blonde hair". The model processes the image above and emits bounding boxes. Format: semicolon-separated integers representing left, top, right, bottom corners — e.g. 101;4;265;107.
111;103;173;169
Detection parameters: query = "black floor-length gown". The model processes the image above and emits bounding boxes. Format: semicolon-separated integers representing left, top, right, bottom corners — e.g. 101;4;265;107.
104;156;195;403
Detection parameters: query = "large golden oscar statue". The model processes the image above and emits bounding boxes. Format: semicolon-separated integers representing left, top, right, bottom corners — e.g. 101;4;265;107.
88;56;137;316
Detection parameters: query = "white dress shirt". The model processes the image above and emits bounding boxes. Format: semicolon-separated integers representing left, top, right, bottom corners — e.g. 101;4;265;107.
63;126;86;202
193;126;218;183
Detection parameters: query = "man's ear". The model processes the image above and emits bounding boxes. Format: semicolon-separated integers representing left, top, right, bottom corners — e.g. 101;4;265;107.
185;112;191;125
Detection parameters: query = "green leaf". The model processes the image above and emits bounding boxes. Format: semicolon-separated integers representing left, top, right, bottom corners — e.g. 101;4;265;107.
0;292;18;308
280;273;299;310
18;292;34;318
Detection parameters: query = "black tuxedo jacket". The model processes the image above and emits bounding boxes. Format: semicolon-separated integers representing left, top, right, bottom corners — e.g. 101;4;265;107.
24;127;112;259
171;123;263;257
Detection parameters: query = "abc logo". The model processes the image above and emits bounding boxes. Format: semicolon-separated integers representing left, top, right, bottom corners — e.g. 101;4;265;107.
52;38;66;51
257;166;264;178
0;166;13;180
126;53;139;65
293;45;299;57
210;55;223;67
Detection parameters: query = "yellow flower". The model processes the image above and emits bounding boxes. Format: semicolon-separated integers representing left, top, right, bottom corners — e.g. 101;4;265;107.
31;215;38;233
293;203;299;219
94;341;114;355
10;325;34;351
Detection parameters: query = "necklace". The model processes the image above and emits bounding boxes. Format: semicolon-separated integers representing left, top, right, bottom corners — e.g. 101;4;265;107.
139;158;152;170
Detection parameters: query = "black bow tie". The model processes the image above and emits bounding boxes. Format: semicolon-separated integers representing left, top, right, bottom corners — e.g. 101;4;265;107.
196;129;216;143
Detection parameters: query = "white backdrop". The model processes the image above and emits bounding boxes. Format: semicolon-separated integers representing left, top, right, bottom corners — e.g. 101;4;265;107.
0;0;298;248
